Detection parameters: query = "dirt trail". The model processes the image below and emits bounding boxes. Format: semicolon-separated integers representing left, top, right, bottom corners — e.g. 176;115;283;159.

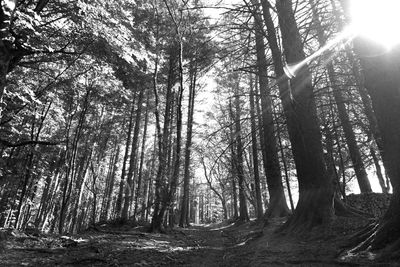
0;223;251;266
0;218;391;266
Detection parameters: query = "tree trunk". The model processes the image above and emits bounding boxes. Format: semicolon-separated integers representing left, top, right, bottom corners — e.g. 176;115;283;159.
254;78;269;210
275;106;295;211
122;88;145;221
105;145;120;220
349;38;400;257
309;0;372;193
69;148;92;233
234;81;249;222
251;1;291;218
370;146;388;194
229;100;239;220
261;0;334;232
248;73;264;219
59;87;90;234
133;92;150;221
116;104;135;217
179;63;197;227
150;46;179;232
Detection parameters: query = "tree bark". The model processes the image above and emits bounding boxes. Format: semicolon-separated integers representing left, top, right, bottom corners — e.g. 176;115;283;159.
261;0;334;231
179;63;197;227
122;88;145;221
234;79;249;222
59;87;90;233
116;103;135;218
248;73;264;218
309;0;372;193
150;45;179;232
229;100;239;220
370;146;388;194
105;145;120;220
251;0;290;218
133;92;150;221
349;38;400;256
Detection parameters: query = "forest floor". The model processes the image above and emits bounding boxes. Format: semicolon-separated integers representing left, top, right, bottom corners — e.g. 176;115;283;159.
0;217;397;266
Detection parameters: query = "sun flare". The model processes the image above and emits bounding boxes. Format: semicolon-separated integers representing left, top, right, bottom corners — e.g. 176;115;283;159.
350;0;400;49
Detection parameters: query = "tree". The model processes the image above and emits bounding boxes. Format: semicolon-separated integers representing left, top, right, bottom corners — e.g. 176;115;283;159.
261;0;334;231
248;73;263;218
249;0;290;218
347;29;400;260
233;74;249;222
308;0;372;193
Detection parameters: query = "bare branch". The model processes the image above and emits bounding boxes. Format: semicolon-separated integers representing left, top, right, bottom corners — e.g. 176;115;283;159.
0;139;65;148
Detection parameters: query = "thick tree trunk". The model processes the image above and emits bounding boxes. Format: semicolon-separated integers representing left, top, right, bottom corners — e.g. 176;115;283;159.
262;0;334;231
349;39;400;257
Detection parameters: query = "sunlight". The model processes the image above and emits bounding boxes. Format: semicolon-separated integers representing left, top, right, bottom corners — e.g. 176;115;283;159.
283;29;353;78
349;0;400;50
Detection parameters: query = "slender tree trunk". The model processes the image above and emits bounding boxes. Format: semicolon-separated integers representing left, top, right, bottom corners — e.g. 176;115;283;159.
90;161;98;227
69;148;92;233
254;78;269;210
133;93;150;221
15;102;50;228
233;81;249;222
116;104;135;217
151;47;178;232
229;100;239;220
105;145;120;220
59;88;90;234
248;73;263;218
275;106;295;211
180;64;197;227
165;37;185;229
369;146;388;194
251;0;290;218
122;88;145;221
309;0;372;193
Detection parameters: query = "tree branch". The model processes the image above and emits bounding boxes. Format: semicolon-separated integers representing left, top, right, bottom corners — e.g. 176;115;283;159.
0;139;65;147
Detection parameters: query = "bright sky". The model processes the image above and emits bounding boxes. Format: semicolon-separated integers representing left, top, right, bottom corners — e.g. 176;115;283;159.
349;0;400;50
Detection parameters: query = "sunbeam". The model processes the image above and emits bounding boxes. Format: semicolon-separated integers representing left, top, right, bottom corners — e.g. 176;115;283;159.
283;28;354;78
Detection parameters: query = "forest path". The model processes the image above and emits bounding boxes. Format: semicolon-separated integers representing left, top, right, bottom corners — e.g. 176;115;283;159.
0;217;375;266
0;221;259;266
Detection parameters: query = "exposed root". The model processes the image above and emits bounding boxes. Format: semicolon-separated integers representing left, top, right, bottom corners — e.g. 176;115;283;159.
343;221;378;248
341;215;400;261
